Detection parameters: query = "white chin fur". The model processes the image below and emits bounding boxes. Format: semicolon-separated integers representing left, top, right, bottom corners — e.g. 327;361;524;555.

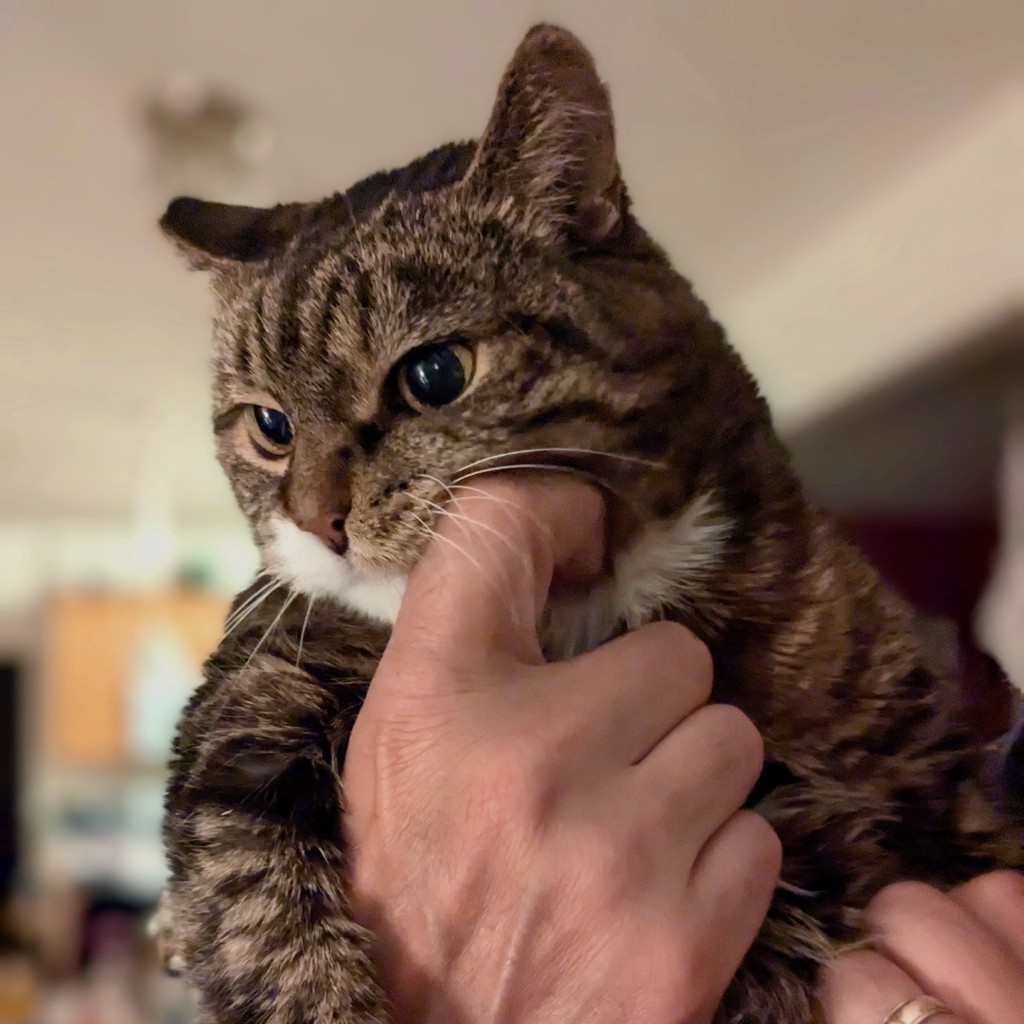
266;518;406;624
266;492;731;648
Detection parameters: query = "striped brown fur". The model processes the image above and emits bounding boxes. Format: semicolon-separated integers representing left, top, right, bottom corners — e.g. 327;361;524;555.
159;25;1023;1024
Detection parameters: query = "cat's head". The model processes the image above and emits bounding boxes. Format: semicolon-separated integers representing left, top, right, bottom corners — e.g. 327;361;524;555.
162;25;770;624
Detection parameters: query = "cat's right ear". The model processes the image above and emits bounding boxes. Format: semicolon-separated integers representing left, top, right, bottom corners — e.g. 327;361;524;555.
465;24;624;246
160;197;308;272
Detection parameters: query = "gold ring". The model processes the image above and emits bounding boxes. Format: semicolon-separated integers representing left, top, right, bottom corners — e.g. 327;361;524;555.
882;996;954;1024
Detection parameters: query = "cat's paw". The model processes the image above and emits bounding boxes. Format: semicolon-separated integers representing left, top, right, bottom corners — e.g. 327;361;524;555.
148;891;186;976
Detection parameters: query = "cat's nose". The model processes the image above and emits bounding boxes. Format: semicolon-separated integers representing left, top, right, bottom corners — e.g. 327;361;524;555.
304;514;348;557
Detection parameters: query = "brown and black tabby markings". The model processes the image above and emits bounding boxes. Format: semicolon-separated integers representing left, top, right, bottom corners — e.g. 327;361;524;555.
159;24;1024;1024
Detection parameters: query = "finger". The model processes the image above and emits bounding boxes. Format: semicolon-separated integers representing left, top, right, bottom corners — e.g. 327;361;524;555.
820;950;965;1024
685;811;782;991
552;621;713;768
633;704;765;858
868;880;1024;1024
950;870;1024;962
393;477;605;668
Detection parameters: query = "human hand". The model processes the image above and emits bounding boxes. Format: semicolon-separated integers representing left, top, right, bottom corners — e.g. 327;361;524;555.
343;478;781;1024
821;871;1024;1024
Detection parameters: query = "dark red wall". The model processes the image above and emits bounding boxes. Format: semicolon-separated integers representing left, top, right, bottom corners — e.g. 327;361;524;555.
843;515;1014;740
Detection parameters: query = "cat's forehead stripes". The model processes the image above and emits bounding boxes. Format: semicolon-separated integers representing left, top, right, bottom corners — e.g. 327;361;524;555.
208;142;478;389
218;188;575;425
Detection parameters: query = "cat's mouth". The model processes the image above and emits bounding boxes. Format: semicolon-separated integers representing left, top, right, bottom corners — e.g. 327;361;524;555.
265;487;732;649
265;516;408;623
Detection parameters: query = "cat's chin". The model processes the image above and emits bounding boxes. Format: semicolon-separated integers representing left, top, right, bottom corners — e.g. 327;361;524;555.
265;517;407;624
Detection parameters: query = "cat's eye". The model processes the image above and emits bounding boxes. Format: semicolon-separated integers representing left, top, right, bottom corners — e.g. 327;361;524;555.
396;341;474;412
246;404;294;457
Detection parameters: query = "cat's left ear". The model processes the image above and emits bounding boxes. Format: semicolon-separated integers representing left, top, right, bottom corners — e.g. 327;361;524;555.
160;197;309;272
465;24;623;246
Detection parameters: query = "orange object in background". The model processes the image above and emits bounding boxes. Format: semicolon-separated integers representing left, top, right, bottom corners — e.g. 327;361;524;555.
0;953;38;1024
40;592;229;767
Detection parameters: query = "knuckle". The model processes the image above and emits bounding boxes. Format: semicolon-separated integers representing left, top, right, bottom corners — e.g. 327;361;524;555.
867;879;939;921
561;822;636;907
737;810;783;876
707;704;765;776
959;868;1024;905
644;621;713;691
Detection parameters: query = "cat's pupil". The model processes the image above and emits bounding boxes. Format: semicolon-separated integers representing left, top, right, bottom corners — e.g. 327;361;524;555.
401;345;467;407
254;406;293;446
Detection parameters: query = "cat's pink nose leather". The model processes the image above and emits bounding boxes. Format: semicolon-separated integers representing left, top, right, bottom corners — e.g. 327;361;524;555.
303;514;348;557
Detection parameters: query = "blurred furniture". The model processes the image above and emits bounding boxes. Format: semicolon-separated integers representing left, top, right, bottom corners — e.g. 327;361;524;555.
40;590;228;767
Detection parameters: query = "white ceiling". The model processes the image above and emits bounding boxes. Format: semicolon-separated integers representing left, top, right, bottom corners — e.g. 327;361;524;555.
1;0;1022;523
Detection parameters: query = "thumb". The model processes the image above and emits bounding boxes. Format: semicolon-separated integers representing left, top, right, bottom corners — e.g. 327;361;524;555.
388;476;606;673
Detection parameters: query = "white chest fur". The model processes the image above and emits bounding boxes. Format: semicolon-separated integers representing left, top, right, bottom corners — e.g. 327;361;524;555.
541;491;731;659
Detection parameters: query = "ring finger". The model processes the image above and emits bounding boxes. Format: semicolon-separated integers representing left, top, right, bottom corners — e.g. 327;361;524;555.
867;881;1024;1024
820;950;964;1024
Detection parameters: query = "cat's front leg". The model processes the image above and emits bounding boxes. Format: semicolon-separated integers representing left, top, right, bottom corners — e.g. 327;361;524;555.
165;659;390;1024
171;803;389;1024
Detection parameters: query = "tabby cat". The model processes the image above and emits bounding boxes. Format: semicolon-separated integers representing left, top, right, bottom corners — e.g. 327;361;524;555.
158;24;1024;1024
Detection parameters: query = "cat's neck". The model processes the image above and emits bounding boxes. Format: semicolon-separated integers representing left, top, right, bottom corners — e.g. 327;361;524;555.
706;512;955;776
542;483;948;779
541;489;735;659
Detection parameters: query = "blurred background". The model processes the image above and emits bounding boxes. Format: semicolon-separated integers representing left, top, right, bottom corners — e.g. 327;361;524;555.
0;1;1022;1020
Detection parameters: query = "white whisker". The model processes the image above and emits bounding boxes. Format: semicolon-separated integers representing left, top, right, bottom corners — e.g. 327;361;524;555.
451;463;597;487
241;592;296;674
415;473;456;501
413;472;549;573
222;580;280;640
408;492;526;565
224;578;278;630
415;472;540;529
453;446;664;477
296;596;315;668
410;503;523;634
450;462;636;512
452;462;573;484
445;481;552;536
408;510;502;595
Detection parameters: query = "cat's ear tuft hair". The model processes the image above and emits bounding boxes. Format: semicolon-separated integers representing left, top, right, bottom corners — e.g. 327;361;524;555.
160;197;309;271
466;24;623;246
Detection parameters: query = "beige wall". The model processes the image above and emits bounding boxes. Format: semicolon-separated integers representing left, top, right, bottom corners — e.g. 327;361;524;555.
726;86;1024;431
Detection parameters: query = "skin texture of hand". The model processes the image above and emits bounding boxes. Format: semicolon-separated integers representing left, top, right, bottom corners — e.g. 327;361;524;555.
821;871;1024;1024
343;479;781;1024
